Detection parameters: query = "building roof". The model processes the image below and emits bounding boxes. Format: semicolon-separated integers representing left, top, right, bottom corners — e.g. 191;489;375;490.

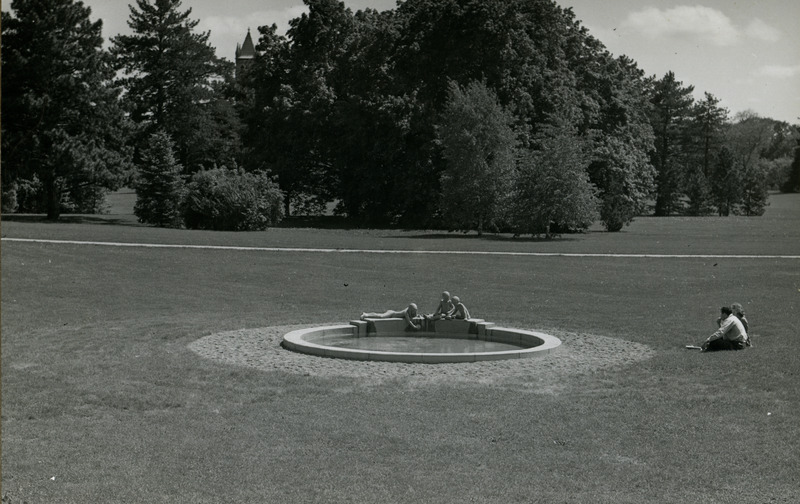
236;29;256;60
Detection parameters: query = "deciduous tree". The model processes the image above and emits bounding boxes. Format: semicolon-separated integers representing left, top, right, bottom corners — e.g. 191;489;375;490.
711;146;740;216
582;55;656;230
437;80;516;235
250;0;353;216
509;125;599;238
782;136;800;193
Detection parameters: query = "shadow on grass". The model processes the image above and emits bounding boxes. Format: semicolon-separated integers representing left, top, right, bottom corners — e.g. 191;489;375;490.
277;215;595;242
2;213;143;227
278;215;358;230
278;217;586;242
390;232;588;243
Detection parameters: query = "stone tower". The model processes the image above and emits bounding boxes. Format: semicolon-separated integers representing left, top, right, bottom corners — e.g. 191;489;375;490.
235;29;256;80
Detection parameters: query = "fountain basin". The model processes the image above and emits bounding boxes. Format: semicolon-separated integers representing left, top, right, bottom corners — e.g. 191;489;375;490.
282;318;561;363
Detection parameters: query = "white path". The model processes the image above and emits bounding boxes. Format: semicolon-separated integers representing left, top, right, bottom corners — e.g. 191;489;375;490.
3;237;799;259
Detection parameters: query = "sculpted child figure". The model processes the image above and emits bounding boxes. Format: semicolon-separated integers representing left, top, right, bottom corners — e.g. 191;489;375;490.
361;303;421;330
427;291;455;320
450;296;471;320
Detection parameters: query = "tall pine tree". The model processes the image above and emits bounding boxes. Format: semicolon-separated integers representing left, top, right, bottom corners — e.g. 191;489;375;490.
649;72;695;216
111;0;237;171
1;0;132;219
684;92;728;215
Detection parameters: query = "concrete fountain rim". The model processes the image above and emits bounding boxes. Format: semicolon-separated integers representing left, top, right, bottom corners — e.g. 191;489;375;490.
281;321;562;363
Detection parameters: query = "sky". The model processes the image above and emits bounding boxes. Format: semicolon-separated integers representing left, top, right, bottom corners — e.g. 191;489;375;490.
22;0;800;124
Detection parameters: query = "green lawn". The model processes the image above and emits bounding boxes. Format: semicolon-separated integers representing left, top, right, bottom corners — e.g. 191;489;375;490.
2;194;799;503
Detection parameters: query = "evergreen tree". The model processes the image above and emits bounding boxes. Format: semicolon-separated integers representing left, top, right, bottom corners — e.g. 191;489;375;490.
738;162;769;216
437;80;516;235
1;0;132;219
134;131;186;227
711;146;741;216
649;72;695;216
691;93;729;177
111;0;237;171
684;165;715;216
684;92;728;215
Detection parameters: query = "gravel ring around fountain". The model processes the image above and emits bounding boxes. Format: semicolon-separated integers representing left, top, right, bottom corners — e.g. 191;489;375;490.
189;324;654;390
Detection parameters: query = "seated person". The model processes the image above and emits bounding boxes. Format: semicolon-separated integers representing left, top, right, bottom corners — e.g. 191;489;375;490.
361;303;421;330
426;291;455;320
731;302;751;347
702;306;748;352
716;302;751;347
450;296;470;320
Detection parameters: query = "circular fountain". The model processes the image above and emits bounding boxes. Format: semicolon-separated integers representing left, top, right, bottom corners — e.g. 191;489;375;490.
282;318;561;363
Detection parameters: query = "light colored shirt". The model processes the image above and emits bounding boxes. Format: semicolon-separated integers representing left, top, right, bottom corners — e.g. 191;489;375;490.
709;314;747;343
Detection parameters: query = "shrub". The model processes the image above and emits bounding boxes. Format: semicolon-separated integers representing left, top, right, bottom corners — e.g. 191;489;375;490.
183;168;284;231
2;183;19;213
62;183;109;214
13;176;45;213
3;176;112;215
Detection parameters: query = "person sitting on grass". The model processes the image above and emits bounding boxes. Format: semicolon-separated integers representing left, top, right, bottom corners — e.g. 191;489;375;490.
450;296;471;320
702;306;748;352
716;302;751;347
731;302;752;347
361;303;421;330
426;291;455;320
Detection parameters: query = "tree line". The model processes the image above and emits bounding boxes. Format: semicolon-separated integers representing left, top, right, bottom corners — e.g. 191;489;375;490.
2;0;798;233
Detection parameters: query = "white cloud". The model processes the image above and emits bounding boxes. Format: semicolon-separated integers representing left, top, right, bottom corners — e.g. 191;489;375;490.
622;5;739;46
756;64;800;78
745;18;781;43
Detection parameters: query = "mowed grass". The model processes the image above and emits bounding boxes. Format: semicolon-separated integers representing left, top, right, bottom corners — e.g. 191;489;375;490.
2;193;799;503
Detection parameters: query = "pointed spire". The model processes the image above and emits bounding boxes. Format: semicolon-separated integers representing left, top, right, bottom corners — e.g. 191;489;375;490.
238;28;255;59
